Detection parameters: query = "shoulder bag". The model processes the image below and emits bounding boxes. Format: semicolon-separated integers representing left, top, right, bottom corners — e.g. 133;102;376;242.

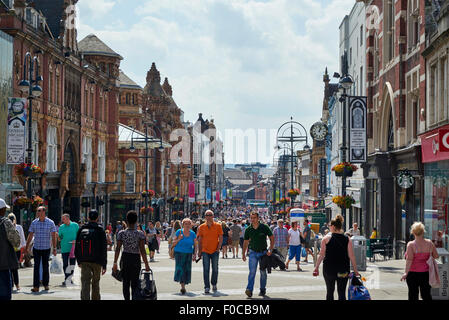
426;242;440;288
169;230;183;259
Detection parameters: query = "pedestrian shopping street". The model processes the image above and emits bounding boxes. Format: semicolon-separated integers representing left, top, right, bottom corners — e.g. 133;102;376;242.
11;241;409;300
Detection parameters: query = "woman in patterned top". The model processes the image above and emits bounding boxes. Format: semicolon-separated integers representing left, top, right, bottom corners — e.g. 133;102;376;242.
113;210;150;300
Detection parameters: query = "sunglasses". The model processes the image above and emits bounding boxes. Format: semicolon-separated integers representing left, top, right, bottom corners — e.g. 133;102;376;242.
205;214;213;217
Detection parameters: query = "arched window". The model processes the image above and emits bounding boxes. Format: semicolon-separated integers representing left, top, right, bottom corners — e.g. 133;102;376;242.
46;125;57;172
125;160;136;193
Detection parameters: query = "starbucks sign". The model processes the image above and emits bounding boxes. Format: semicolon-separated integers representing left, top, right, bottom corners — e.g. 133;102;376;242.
397;170;414;189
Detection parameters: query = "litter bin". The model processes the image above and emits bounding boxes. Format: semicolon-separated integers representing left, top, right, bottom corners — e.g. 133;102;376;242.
431;248;449;300
350;236;367;272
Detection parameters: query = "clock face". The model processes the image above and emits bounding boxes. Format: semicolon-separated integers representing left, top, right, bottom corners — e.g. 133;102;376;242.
310;122;328;141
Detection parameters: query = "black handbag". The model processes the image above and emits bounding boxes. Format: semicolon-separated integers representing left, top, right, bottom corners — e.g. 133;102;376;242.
111;269;123;282
135;269;157;300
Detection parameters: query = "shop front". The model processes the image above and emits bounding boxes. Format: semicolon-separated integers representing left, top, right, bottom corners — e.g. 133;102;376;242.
421;125;449;251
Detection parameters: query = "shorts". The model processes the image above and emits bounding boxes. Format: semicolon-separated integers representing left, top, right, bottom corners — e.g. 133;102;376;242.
288;245;302;261
232;240;239;247
304;241;311;249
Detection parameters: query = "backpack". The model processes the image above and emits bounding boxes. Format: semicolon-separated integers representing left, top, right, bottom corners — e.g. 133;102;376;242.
76;225;98;262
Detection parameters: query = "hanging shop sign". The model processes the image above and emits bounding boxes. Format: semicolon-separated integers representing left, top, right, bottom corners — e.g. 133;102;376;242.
7;98;27;164
348;96;367;163
397;169;414;189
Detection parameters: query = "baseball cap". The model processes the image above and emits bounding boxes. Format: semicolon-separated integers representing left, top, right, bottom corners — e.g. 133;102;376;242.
0;198;10;209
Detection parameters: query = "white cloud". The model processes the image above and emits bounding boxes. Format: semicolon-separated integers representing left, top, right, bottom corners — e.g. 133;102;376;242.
76;0;355;163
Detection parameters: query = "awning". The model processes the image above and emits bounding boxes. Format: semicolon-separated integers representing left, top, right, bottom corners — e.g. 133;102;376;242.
118;123;172;150
0;183;24;192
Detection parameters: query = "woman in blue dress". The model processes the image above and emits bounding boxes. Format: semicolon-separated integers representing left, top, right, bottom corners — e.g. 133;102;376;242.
172;218;198;294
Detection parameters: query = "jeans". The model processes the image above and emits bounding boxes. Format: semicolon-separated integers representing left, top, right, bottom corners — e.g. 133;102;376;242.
202;251;219;289
406;271;432;301
61;252;76;283
80;262;102;300
246;249;267;292
0;270;11;300
33;249;50;288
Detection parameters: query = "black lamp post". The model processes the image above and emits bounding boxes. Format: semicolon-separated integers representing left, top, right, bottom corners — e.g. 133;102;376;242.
18;52;43;223
129;123;165;224
335;68;354;230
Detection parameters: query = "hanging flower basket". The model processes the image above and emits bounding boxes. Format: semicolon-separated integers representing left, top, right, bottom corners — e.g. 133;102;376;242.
279;197;290;204
141;189;155;198
15;163;43;177
13;197;33;207
140;207;154;215
287;188;300;197
32;196;44;208
332;195;355;209
332;162;357;177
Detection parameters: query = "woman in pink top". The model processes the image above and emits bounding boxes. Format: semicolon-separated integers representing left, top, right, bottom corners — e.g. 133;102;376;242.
401;222;439;300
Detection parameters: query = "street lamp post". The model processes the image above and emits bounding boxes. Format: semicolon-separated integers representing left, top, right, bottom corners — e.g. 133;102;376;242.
129;122;165;224
335;67;354;230
18;52;43;224
276;117;309;207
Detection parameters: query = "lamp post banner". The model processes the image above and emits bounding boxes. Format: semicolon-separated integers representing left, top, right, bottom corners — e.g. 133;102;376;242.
7;98;27;164
188;182;195;202
348;96;367;163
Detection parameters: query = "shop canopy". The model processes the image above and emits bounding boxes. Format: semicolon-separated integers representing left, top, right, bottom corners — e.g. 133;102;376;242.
118;123;172;150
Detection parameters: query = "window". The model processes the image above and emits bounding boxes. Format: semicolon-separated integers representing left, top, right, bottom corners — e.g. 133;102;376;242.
82;136;92;183
360;66;363;96
407;0;420;50
125;160;136;193
90;91;94;117
46;126;57;172
98;140;106;182
55;73;60;105
440;57;447;122
360;25;364;46
117;162;122;192
384;0;395;64
32;122;39;165
374;32;380;77
429;64;438;125
48;71;53;103
132;94;135;105
388;111;394;151
406;70;420;142
84;88;88;116
126;93;130;105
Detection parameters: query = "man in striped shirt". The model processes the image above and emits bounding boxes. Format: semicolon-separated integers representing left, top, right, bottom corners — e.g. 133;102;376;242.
25;206;57;293
273;219;289;262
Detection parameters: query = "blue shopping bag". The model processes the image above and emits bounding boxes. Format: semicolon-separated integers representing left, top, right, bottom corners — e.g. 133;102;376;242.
347;273;371;300
301;247;307;257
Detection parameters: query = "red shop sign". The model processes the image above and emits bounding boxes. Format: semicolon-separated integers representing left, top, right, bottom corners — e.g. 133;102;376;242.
421;124;449;163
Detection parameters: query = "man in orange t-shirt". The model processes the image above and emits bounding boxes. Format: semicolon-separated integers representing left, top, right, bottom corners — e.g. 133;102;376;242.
197;210;223;294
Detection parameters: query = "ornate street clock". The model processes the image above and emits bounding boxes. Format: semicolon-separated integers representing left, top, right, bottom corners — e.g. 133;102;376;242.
310;122;328;141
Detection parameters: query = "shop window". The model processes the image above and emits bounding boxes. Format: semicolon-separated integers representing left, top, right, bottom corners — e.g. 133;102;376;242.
125;160;136;193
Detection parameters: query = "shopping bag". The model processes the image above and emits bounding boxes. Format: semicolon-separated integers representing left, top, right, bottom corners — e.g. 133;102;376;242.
301;247;307;257
134;270;157;300
347;273;371;300
50;255;63;274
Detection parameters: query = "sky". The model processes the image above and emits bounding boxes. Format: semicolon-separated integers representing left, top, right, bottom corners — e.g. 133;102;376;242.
76;0;356;165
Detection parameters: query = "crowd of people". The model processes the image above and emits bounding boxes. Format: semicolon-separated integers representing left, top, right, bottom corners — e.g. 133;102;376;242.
0;197;442;301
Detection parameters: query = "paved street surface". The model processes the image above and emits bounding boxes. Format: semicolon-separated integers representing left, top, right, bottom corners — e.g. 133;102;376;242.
12;241;409;300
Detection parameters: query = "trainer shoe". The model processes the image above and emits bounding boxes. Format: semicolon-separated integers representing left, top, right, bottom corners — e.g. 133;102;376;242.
245;289;252;298
212;285;217;293
259;288;266;297
204;288;210;294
